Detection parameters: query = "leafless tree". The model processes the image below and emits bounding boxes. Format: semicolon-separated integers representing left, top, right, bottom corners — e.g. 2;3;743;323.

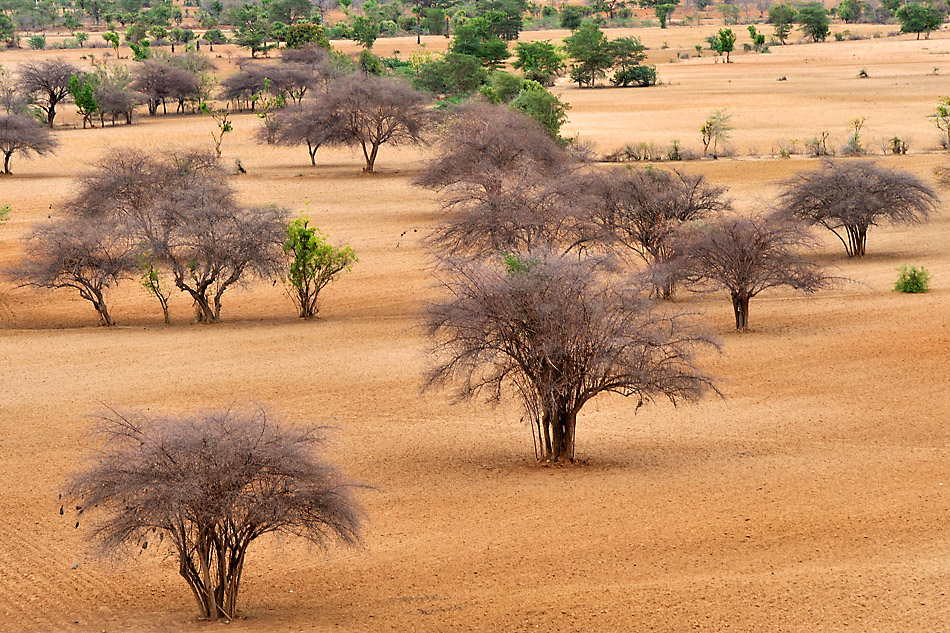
220;64;271;111
426;250;717;463
323;73;430;173
417;103;595;257
72;151;287;323
778;160;939;258
681;213;829;331
9;216;137;326
64;407;363;620
0;113;58;174
18;58;81;127
131;59;200;115
589;167;730;299
258;99;347;166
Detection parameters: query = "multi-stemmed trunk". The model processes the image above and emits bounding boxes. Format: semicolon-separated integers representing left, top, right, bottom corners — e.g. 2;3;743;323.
177;526;248;620
842;223;868;258
534;400;577;463
731;291;751;331
360;140;380;173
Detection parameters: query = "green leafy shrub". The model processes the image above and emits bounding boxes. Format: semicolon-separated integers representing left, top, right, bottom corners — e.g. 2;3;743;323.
894;265;931;293
611;65;657;87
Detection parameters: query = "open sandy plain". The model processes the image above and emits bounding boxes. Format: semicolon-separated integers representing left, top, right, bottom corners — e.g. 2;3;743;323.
1;23;950;633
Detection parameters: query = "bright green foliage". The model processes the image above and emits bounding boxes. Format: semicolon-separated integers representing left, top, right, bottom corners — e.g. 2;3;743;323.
797;2;830;42
28;36;46;50
701;108;732;157
358;49;385;75
559;4;585;30
283;217;357;318
512;40;564;86
0;14;15;47
103;30;121;55
412;53;488;96
129;40;151;60
931;96;950;148
895;2;944;39
747;25;766;51
837;0;863;22
450;15;510;69
564;21;613;87
68;74;99;128
286;22;328;48
139;254;171;324
202;28;228;50
351;15;379;48
640;0;679;28
231;4;274;56
710;27;736;62
768;2;795;43
610;36;646;71
894;265;931;293
200;103;232;157
503;252;539;275
485;70;525;102
509;80;570;142
611;64;657;87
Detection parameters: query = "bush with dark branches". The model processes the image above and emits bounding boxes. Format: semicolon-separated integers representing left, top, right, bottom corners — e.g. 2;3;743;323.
18;58;80;127
416;103;598;257
682;213;830;331
9;216;137;326
0;113;58;174
71;151;287;322
64;407;363;621
258;99;347;166
426;250;717;463
778;160;939;258
589;167;730;299
322;73;430;173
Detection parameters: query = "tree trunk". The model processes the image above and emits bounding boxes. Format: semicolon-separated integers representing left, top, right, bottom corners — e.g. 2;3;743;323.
538;403;576;463
3;151;11;174
731;291;750;331
362;141;379;172
308;141;318;166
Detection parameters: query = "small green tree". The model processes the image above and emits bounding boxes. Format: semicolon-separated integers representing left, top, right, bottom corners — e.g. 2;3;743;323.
103;30;121;56
450;14;510;69
286;22;329;48
701;108;732;157
895;2;944;39
200;103;232;158
509;81;570;143
747;25;766;51
797;2;830;42
894;265;931;293
640;0;680;28
837;0;863;22
201;28;228;51
512;40;565;86
68;74;99;129
564;21;613;87
351;15;379;48
138;254;171;324
559;4;585;29
283;217;357;318
712;27;736;62
768;2;795;43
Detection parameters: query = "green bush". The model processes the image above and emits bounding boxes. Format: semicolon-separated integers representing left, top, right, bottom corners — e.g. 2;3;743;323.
28;35;46;49
611;65;657;87
894;265;931;293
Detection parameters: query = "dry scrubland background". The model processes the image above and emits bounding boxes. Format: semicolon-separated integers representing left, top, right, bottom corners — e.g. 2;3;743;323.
2;24;950;632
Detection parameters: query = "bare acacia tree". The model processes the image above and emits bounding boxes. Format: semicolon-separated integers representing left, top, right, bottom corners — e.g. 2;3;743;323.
590;167;730;299
0;113;58;174
682;213;829;331
426;250;717;463
324;73;430;172
417;103;595;257
65;407;363;621
778;160;939;258
258;99;346;166
18;58;81;127
9;217;136;325
72;151;287;323
131;59;200;115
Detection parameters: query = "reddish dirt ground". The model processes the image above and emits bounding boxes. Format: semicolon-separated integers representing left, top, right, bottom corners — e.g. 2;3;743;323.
1;26;949;633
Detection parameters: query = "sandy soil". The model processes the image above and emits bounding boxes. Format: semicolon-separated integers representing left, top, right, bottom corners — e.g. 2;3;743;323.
2;27;950;633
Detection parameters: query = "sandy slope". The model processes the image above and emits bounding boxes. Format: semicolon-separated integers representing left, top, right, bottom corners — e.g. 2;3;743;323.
1;28;950;633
